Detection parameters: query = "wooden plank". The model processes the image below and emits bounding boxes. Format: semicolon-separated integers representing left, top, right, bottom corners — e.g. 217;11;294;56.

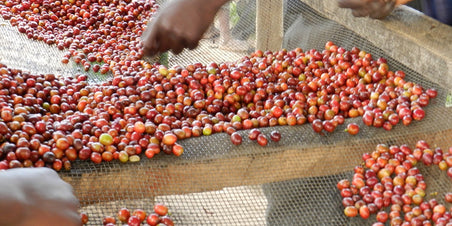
256;0;284;51
62;127;452;206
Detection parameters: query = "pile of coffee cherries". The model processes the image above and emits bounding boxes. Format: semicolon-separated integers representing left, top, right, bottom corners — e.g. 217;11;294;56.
337;140;452;225
0;39;440;169
0;0;158;73
0;0;440;170
80;203;174;226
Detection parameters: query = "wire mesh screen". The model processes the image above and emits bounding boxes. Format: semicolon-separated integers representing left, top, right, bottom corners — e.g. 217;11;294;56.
0;0;451;225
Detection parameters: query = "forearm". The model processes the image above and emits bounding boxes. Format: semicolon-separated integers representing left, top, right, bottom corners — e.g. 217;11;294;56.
169;0;231;13
202;0;231;10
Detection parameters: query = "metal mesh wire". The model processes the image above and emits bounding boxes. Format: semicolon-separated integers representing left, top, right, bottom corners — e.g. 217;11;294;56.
0;0;452;225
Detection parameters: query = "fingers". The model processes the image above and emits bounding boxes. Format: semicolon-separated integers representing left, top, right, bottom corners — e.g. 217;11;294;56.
142;21;160;57
158;32;185;55
337;0;368;9
142;40;159;57
143;27;198;56
170;44;185;55
187;42;199;50
352;9;369;17
143;39;159;57
143;24;186;56
186;35;200;50
339;0;396;19
369;0;396;19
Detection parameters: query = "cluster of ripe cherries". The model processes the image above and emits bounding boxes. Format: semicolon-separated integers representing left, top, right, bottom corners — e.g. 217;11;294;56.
80;203;174;226
338;140;452;225
0;0;439;171
0;1;447;226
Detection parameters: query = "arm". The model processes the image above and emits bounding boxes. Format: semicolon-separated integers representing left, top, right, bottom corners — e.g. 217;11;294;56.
396;0;413;5
0;168;81;226
337;0;414;19
142;0;231;56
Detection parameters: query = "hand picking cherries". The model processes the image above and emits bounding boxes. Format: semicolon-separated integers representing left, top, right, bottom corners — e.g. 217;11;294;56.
337;140;452;225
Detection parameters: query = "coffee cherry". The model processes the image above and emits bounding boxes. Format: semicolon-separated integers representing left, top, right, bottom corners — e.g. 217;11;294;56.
230;132;243;145
162;133;177;146
80;212;89;225
345;123;360;135
99;133;113;146
127;215;141;226
445;192;452;203
146;213;160;226
172;143;184;157
248;129;261;141
344;206;358;217
154;203;168;216
160;216;174;226
257;134;268;147
270;131;281;142
102;216;116;225
117;208;131;223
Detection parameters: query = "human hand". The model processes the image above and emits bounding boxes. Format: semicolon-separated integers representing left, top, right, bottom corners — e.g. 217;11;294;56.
142;0;229;56
337;0;397;19
0;167;80;226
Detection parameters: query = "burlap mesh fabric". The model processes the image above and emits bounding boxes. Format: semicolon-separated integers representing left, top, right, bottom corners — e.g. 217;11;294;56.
0;0;451;225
